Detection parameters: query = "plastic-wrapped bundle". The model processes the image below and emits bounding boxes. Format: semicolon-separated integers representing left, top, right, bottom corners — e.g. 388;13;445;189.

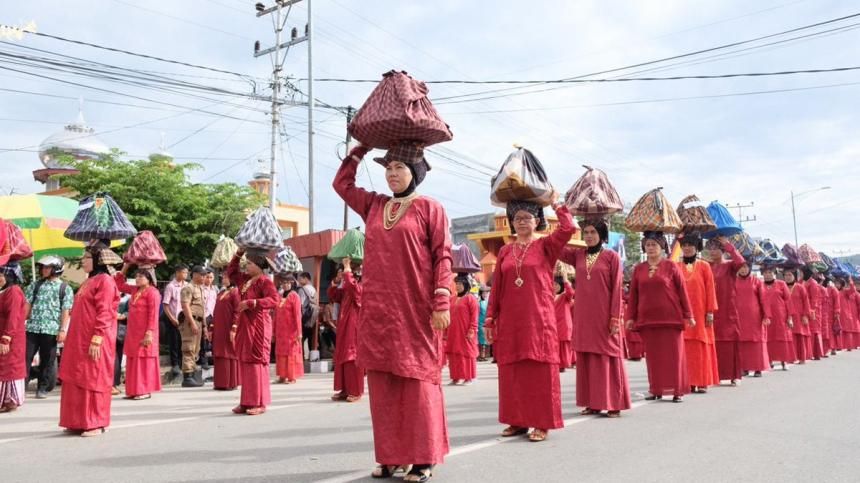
490;146;557;207
327;229;365;263
210;236;239;269
703;201;742;238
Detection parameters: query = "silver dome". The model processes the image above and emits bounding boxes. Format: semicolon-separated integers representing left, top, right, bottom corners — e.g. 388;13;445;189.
38;109;109;168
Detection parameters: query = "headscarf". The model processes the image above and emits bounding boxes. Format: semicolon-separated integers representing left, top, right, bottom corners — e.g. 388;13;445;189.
0;262;23;286
553;275;565;294
641;231;668;253
581;218;609;253
801;266;816;281
455;275;472;296
679;232;704;252
373;142;431;197
506;200;547;234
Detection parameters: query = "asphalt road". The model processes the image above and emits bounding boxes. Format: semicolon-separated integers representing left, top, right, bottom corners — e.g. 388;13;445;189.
3;351;860;482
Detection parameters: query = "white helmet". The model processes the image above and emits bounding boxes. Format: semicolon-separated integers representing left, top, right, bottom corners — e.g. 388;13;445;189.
36;255;65;276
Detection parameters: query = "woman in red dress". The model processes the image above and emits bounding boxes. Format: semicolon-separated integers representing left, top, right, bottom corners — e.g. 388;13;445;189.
735;262;772;376
446;275;478;385
707;237;746;385
559;218;630;416
802;268;825;360
115;265;162;400
785;269;812;362
0;263;27;413
762;266;796;370
275;274;304;385
332;258;364;399
212;272;240;390
334;143;453;482
225;250;279;416
553;276;575;372
58;242;120;437
485;200;575;442
623;281;645;361
835;278;857;351
824;278;842;355
675;233;719;394
626;232;695;403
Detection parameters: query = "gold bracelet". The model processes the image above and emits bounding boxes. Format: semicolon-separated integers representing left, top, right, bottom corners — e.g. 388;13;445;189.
90;335;103;346
0;335;11;343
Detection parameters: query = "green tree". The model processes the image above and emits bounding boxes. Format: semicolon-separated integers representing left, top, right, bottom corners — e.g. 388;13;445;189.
57;151;264;279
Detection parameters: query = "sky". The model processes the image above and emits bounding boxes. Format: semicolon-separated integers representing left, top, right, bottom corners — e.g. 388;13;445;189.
1;0;858;255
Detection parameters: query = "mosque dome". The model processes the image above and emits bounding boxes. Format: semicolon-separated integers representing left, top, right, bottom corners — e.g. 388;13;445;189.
38;108;109;168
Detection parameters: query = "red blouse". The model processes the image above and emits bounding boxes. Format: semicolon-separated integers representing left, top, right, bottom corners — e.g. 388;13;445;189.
0;285;27;380
627;259;693;330
114;274;160;358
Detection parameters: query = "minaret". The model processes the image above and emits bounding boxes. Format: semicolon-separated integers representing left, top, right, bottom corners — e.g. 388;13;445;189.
248;159;272;198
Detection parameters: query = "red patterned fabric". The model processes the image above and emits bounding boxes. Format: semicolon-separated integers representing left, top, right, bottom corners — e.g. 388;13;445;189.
0;220;33;263
564;165;624;216
123;230;167;265
348;70;453;149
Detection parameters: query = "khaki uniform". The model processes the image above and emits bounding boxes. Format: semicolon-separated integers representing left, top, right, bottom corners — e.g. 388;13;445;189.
179;283;206;374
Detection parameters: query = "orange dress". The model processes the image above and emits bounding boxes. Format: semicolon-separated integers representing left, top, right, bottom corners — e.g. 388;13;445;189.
677;260;719;388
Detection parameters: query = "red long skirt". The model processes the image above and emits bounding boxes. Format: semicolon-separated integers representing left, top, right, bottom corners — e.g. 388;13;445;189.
498;360;563;430
627;331;645;359
811;334;824;359
767;340;795;363
448;354;476;381
575;352;631;411
239;362;271;408
214;357;241;389
367;370;449;465
715;340;743;381
821;336;831;354
685;339;719;388
641;328;689;397
276;355;304;381
334;360;365;397
59;382;111;431
794;334;810;362
559;341;574;368
739;341;770;372
125;356;162;397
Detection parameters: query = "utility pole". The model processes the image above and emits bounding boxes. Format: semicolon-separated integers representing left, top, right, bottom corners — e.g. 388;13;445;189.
306;0;315;233
728;202;756;227
342;105;355;230
254;0;308;209
790;190;798;247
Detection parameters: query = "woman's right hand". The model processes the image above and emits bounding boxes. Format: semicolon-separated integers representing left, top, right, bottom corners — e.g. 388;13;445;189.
625;320;635;331
0;343;9;355
484;327;494;344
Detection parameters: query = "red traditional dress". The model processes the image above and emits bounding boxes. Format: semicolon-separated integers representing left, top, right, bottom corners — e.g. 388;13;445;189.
623;292;645;360
58;273;120;431
225;256;279;410
710;242;746;382
485;206;574;431
676;259;719;389
828;285;843;350
628;259;693;398
114;274;162;397
788;282;811;362
841;287;860;350
554;283;575;369
819;283;834;354
212;287;241;390
560;247;630;412
735;275;771;372
446;293;478;382
804;279;825;359
0;284;27;409
763;280;795;364
333;272;364;395
334;151;453;466
275;290;303;382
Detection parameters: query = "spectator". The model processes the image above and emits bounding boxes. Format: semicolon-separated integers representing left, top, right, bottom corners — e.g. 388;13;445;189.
200;268;217;371
113;292;130;395
297;272;319;356
24;256;74;399
179;266;207;387
161;264;188;381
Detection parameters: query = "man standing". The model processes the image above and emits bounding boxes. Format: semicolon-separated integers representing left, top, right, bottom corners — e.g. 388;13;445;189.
162;264;188;381
24;256;74;399
297;272;318;357
179;266;207;387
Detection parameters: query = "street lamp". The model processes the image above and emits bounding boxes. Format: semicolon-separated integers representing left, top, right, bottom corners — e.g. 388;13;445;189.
791;186;831;247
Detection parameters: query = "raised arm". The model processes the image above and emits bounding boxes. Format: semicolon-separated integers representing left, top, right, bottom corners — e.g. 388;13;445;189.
333;145;379;221
225;252;247;288
723;241;745;272
113;272;136;295
542;204;576;262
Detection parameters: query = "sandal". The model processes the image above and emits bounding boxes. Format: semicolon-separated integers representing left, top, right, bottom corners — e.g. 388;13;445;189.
132;394;151;400
528;429;548;442
371;465;411;479
246;407;266;416
580;408;600;415
644;395;662;401
501;425;528;437
404;465;434;482
606;411;621;418
232;405;246;414
672;396;683;403
346;395;362;403
80;428;107;437
331;392;348;401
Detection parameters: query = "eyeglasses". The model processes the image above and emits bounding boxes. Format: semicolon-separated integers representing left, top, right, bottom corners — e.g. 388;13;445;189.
513;215;535;223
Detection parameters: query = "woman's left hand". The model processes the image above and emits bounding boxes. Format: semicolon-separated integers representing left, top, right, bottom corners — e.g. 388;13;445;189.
431;310;450;331
0;343;9;355
238;300;252;312
687;318;696;328
141;331;153;347
88;343;101;361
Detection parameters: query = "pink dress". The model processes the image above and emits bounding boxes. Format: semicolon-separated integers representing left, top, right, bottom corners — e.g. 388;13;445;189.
114;274;162;397
446;293;478;382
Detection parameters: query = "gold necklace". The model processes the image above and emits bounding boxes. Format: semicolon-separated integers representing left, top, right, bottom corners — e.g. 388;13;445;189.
512;240;534;288
585;249;602;280
383;193;419;230
132;288;146;305
241;276;260;295
647;260;660;278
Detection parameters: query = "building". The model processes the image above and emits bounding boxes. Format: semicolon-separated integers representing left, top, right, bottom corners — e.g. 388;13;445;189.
33;105;109;194
246;170;310;240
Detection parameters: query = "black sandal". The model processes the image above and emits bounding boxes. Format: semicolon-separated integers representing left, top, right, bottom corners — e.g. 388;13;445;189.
644;394;662;401
404;465;434;483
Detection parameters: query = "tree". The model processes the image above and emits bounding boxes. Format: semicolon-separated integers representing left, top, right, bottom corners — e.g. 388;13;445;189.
57;151;264;279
